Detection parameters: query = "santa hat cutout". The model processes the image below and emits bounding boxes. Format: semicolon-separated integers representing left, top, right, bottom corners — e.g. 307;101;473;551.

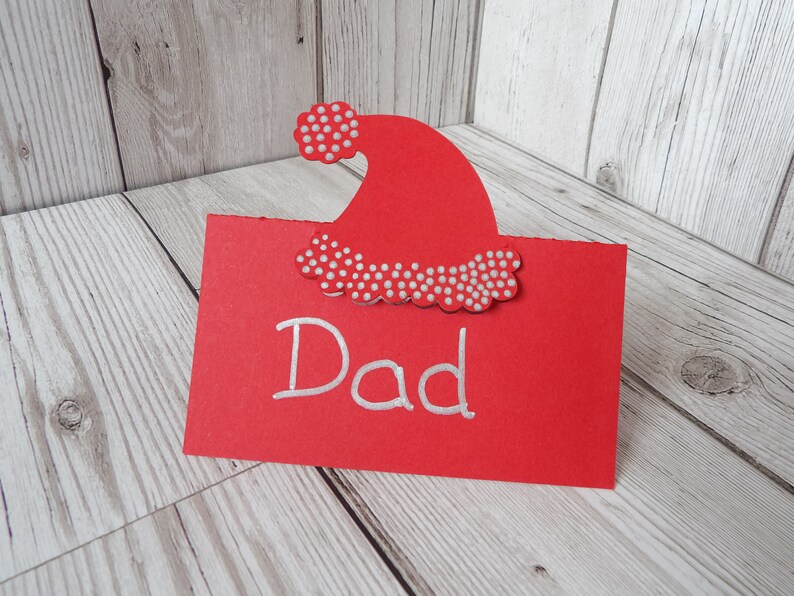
293;101;521;313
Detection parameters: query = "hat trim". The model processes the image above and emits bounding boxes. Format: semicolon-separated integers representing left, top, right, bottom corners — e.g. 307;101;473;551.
295;232;521;313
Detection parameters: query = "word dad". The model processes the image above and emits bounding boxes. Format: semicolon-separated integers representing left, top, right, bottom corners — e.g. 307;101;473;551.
273;317;474;419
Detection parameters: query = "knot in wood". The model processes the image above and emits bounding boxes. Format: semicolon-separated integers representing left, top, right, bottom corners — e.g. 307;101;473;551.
18;144;30;160
57;400;84;431
596;162;620;194
681;355;738;395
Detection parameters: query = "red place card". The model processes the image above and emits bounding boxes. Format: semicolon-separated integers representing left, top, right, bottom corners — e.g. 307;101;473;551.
184;215;626;488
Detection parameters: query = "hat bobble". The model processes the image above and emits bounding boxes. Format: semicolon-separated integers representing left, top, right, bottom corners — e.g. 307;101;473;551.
293;102;360;164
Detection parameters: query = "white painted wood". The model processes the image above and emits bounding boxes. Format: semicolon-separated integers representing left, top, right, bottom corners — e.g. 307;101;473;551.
0;197;254;581
588;0;794;262
474;0;614;172
91;0;318;189
1;465;402;595
761;164;794;280
0;0;123;214
332;374;794;594
321;0;480;127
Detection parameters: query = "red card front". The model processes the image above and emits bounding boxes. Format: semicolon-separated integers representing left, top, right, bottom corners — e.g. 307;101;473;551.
184;215;627;488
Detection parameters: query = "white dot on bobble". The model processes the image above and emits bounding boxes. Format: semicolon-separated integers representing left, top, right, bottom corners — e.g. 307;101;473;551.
386;289;394;297
350;120;358;128
352;291;359;299
355;253;363;261
316;133;325;141
331;103;340;112
341;124;349;132
350;130;359;138
398;281;406;289
486;250;494;258
300;125;309;133
296;255;304;262
420;284;428;292
363;273;371;280
345;110;354;117
323;125;331;133
434;286;441;294
500;260;508;268
391;271;399;278
474;304;482;311
309;259;317;266
305;249;314;256
325;153;334;160
343;140;352;148
384;280;392;288
466;298;473;306
308;114;316;122
444;287;452;295
413;291;421;300
416;272;425;281
481;297;489;305
327;272;335;279
319;254;328;262
478;263;487;271
474;254;483;262
375;272;383;280
500;271;509;279
497;250;504;258
333;132;342;140
317;106;326;114
356;263;364;271
301;266;310;274
332;144;340;152
411;263;419;271
456;293;464;301
357;282;365;290
337;281;344;288
409;281;417;289
504;290;512;298
321;282;328;288
320;115;328;123
506;251;513;258
380;264;388;271
339;269;347;277
304;146;314;154
343;247;351;254
508;279;516;287
395;263;403;270
344;258;352;266
513;260;521;268
428;294;435;301
445;297;453;305
438;265;445;273
303;134;311;143
371;283;378;291
334;115;342;122
314;267;323;275
318;144;326;151
450;266;457;275
311;124;320;132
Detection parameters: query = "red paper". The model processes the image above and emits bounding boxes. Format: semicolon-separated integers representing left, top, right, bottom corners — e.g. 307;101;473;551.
184;215;627;488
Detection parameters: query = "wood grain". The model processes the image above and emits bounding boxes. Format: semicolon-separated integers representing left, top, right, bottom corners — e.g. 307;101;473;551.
321;0;480;127
91;0;318;189
332;373;793;594
0;0;123;214
761;156;794;280
588;0;794;262
125;125;794;593
1;464;402;595
473;0;615;171
0;197;255;581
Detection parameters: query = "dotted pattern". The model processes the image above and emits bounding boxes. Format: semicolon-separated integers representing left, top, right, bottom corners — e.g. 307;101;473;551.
295;232;521;313
294;101;359;163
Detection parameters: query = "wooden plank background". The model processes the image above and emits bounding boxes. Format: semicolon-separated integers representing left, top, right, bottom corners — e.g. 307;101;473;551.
1;0;793;280
475;0;794;281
